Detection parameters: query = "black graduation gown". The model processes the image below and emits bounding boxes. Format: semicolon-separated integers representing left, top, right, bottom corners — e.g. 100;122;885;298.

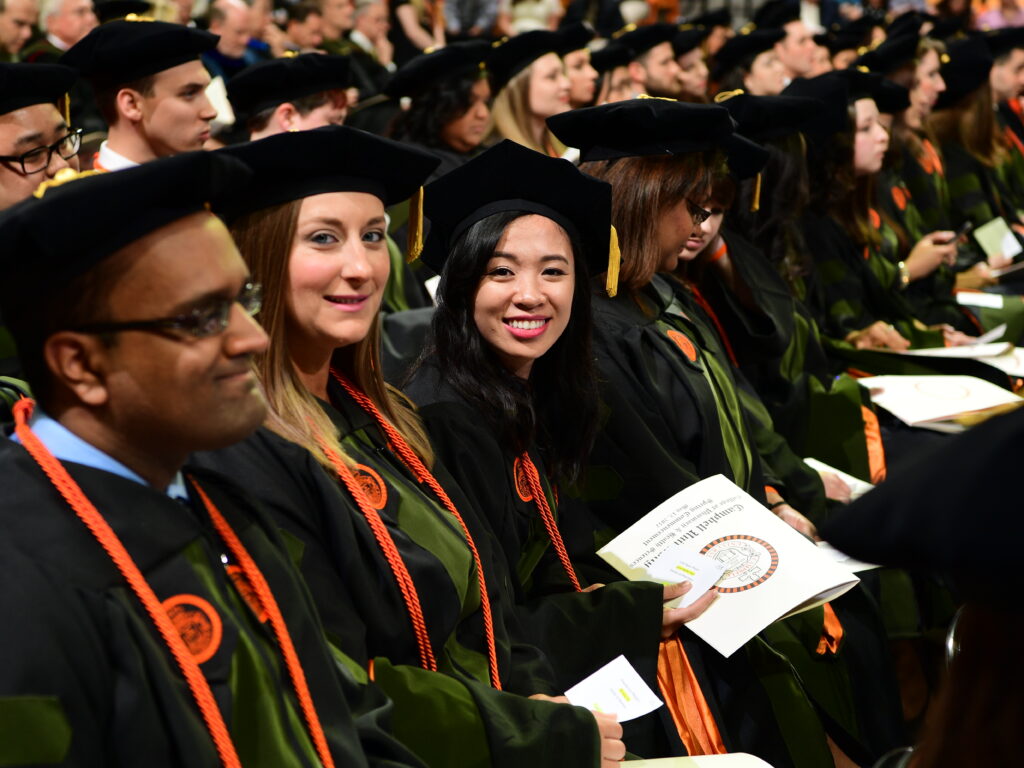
0;439;422;768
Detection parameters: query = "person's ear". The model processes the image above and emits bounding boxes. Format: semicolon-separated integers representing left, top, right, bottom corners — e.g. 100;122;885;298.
43;332;113;407
627;60;646;88
274;101;300;132
117;87;146;123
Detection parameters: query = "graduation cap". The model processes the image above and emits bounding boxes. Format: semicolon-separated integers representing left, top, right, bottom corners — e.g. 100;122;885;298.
685;8;732;30
934;36;993;110
722;134;769;209
488;30;562;93
385;41;490;99
93;0;151;24
614;23;679;60
714;89;825;142
590;42;632;74
60;19;218;85
782;70;860;134
673;25;711;57
886;10;933;39
555;21;595;56
711;28;785;80
419;140;619;294
547;96;736;162
215;125;440;258
0;62;76;118
814;17;876;56
228;53;351;120
820;407;1024;609
854;32;920;74
873;79;911;114
982;26;1024;60
0;152;251;292
751;0;800;30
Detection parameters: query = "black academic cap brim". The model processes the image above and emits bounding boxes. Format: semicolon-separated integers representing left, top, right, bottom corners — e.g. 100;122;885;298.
752;0;801;30
0;62;76;115
615;23;679;59
873;79;911;114
718;91;825;142
547;98;735;162
228;53;351;120
724;134;768;180
935;36;994;110
712;29;786;80
94;0;151;24
385;40;490;99
782;71;857;134
215;125;440;219
983;26;1024;60
488;30;561;93
673;26;711;57
555;21;595;55
419;140;612;279
854;32;920;75
686;8;732;29
590;41;633;74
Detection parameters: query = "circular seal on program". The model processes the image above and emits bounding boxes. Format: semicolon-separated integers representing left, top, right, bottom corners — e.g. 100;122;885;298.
513;456;533;503
699;535;779;593
353;464;388;509
163;594;223;664
666;329;699;362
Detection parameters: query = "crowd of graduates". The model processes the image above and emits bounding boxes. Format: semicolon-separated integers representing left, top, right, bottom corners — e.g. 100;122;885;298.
1;0;1024;766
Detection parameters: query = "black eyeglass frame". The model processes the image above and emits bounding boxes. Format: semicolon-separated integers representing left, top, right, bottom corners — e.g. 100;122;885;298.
70;282;263;339
0;128;84;175
685;198;713;227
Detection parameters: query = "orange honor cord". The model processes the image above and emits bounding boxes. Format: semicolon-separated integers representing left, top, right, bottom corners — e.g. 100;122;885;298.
687;283;739;368
189;482;336;768
314;432;438;673
331;369;502;690
11;399;243;768
517;453;582;592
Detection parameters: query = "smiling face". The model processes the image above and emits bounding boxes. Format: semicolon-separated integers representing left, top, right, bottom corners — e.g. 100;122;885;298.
286;191;389;355
473;214;574;379
528;52;571;119
853;97;889;176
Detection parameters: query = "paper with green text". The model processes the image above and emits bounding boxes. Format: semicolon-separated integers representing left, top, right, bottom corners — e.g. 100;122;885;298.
597;475;860;658
564;655;662;722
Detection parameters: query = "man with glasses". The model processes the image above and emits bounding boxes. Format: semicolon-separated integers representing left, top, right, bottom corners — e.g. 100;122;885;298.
0;62;80;210
0;151;427;767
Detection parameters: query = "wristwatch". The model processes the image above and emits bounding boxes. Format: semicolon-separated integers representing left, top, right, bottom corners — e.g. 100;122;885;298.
897;260;911;289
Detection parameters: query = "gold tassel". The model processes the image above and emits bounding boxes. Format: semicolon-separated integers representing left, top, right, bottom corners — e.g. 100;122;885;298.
606;226;621;298
750;172;762;213
406;186;424;262
61;92;70;126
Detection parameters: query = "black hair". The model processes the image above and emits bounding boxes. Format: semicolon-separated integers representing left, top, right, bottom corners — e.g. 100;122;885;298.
418;210;598;482
388;68;486;151
246;89;334;134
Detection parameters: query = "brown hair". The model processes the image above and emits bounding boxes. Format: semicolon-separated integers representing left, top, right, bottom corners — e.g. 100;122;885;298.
580;151;720;295
246;90;336;134
92;74;156;127
489;64;564;155
885;37;946;163
928;82;1007;168
230;199;434;470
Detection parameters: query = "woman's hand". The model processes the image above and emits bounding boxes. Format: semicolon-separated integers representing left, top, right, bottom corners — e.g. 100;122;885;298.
661;582;718;638
773;503;819;540
528;696;625;765
818;470;852;503
955;262;998;290
905;231;957;279
846;321;911;351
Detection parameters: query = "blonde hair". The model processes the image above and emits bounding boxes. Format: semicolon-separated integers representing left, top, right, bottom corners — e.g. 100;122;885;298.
489;64;565;156
230;199;434;470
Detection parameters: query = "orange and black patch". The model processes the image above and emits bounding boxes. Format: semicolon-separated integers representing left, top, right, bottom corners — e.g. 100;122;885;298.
890;185;908;211
226;564;268;623
162;593;223;664
352;464;388;510
868;208;881;229
513;456;533;503
666;329;698;362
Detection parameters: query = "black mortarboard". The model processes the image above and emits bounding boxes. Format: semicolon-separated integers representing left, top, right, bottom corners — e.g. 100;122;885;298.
982;26;1024;59
782;71;858;134
386;41;489;99
715;90;825;141
814;16;875;56
685;8;732;30
821;407;1024;609
614;22;678;59
61;19;218;84
93;0;151;25
228;54;351;120
886;10;933;39
0;62;76;116
873;79;911;114
488;30;561;93
216;126;439;258
420;140;617;294
935;36;993;109
854;32;920;74
711;28;785;80
0;152;251;292
547;97;736;161
555;21;595;55
723;134;769;180
931;15;969;41
673;25;711;57
590;42;632;74
752;0;800;30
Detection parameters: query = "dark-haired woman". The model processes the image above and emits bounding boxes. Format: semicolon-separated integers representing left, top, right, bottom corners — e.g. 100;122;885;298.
195;127;622;768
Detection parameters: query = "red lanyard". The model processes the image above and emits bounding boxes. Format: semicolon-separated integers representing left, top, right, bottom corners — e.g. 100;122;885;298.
330;369;502;690
517;452;582;592
12;399;335;768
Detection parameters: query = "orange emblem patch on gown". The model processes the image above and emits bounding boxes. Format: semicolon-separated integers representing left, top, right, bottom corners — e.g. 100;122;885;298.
890;186;908;211
352;464;388;509
162;594;223;664
513;456;533;502
666;329;698;362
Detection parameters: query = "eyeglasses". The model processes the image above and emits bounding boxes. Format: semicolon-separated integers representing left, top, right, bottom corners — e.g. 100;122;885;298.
0;129;83;175
685;198;713;227
71;282;263;339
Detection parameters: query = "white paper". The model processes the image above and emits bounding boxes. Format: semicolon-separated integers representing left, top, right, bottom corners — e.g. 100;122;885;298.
598;475;860;658
895;341;1011;359
626;756;776;767
972;324;1009;344
647;549;727;608
564;655;663;722
858;375;1023;425
802;458;875;501
978;346;1024;377
956;292;1005;310
974;217;1023;263
816;542;881;573
990;260;1024;278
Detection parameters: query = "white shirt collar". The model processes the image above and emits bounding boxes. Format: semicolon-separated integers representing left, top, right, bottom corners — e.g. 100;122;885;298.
46;33;70;52
95;140;140;172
